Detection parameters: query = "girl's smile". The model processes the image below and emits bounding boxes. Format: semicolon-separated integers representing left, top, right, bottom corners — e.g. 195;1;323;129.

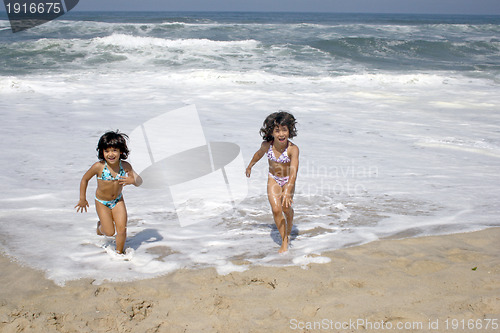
104;148;121;164
273;125;289;145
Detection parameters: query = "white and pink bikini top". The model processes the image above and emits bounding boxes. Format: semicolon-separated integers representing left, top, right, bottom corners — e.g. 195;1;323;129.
267;141;291;164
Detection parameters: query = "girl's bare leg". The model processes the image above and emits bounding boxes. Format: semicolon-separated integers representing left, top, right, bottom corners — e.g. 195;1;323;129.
282;182;295;246
95;201;116;236
267;177;288;253
283;206;293;243
111;200;128;254
95;199;128;254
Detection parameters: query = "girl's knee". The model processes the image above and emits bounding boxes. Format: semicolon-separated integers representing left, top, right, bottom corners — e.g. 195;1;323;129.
116;226;127;235
101;228;115;237
271;206;283;216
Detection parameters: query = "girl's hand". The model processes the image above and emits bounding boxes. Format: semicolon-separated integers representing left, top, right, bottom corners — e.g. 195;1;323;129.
282;192;293;208
245;167;252;178
118;173;136;186
75;199;89;213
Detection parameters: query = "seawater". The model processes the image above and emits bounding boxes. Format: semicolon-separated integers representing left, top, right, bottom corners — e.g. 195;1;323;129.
0;12;499;285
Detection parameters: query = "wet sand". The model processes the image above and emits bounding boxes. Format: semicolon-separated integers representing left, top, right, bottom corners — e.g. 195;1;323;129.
1;228;499;332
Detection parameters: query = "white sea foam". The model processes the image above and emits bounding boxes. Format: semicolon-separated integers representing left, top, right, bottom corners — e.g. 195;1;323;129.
1;13;499;285
1;68;498;285
95;34;259;48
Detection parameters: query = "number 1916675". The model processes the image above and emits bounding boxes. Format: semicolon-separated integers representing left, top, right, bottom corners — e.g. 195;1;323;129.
444;318;498;330
5;2;62;14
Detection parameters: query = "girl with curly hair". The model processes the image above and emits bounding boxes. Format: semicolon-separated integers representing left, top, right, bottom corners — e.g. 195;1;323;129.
246;111;299;253
75;130;142;254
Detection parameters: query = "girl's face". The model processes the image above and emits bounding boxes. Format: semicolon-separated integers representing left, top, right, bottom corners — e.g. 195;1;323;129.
272;124;289;144
103;147;121;164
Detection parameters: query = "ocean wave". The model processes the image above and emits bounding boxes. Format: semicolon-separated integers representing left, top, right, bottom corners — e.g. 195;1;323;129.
93;33;260;49
1;13;499;78
311;37;500;71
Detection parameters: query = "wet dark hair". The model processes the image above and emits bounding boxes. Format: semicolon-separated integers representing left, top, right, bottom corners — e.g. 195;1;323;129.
259;111;297;142
96;130;129;161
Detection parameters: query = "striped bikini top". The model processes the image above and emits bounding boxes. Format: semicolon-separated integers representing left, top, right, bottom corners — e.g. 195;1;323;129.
267;142;291;164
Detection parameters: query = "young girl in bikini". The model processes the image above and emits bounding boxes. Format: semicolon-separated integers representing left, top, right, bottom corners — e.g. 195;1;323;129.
75;131;142;254
246;111;299;253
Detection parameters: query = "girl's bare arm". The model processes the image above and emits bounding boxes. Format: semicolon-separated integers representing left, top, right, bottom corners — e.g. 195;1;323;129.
120;161;143;187
246;141;270;177
75;163;100;213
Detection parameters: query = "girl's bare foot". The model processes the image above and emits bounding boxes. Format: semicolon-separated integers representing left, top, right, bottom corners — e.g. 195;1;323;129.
96;221;103;235
279;236;289;253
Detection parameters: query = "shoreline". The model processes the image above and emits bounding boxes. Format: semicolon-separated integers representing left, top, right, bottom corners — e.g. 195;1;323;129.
1;228;499;332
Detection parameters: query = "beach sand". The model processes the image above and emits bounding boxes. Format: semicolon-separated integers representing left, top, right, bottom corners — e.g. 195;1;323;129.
1;228;499;333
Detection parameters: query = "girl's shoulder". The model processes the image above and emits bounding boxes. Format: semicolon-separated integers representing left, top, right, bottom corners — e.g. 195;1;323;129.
288;141;299;154
84;161;104;178
92;161;105;170
259;140;272;151
121;160;133;170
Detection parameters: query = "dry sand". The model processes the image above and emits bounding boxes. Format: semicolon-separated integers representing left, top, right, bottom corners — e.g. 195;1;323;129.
1;228;499;333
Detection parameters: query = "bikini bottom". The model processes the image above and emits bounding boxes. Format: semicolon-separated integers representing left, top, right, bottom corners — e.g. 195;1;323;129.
269;172;289;187
95;193;123;209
